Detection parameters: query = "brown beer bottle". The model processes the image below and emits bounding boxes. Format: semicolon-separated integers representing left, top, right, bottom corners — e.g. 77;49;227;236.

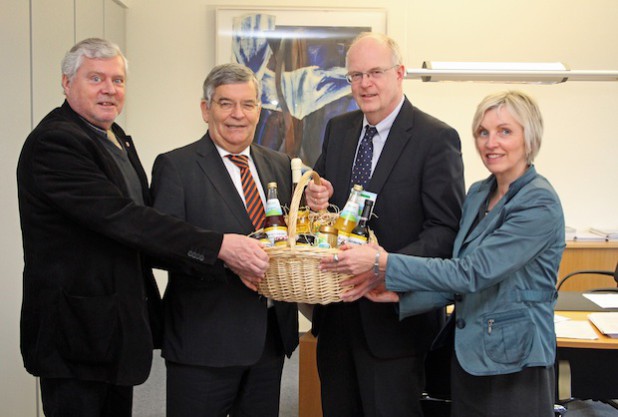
348;200;374;245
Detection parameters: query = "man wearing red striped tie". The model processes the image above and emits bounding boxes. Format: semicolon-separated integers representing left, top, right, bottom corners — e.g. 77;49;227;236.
150;63;299;417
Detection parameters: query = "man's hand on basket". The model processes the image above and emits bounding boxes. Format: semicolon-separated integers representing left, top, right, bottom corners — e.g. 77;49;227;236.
319;243;388;302
305;178;333;211
219;234;268;290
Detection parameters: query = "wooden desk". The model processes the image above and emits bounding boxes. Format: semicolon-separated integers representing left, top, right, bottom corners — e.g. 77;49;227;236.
556;310;618;349
299;332;322;417
558;241;618;291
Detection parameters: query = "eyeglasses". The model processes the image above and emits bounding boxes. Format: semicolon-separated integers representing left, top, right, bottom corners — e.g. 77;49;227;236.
212;99;260;113
345;65;400;84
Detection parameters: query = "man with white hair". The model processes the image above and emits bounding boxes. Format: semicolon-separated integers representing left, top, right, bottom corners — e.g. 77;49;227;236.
17;38;269;417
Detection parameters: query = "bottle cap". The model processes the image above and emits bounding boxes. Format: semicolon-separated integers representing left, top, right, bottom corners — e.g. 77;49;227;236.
268;182;278;188
319;225;338;234
291;158;303;170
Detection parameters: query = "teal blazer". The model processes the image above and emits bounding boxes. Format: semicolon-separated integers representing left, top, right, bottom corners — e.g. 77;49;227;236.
386;166;565;376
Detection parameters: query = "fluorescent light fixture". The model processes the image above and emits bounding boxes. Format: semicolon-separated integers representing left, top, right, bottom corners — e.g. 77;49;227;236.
405;61;618;83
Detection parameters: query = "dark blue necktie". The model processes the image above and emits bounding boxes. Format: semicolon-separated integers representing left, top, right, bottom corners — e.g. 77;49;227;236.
351;125;377;189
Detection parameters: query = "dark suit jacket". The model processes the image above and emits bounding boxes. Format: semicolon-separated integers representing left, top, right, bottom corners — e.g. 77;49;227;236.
313;97;465;358
150;134;299;367
17;101;226;386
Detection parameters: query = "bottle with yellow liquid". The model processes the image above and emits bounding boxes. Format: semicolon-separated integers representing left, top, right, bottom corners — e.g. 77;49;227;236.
291;158;310;235
264;182;288;246
334;184;363;246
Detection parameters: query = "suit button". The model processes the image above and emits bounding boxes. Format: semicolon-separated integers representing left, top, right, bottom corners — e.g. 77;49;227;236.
454;293;463;302
456;318;466;329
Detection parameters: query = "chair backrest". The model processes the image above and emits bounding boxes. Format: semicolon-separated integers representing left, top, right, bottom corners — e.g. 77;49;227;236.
557;268;616;291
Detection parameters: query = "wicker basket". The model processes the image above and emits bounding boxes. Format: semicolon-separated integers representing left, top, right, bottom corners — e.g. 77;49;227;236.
258;170;352;304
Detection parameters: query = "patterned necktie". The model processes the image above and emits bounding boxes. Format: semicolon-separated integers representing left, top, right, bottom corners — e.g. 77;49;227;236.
351;125;377;189
227;154;265;231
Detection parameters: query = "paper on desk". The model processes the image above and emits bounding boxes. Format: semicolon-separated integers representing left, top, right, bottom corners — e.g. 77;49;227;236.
554;314;570;323
588;312;618;338
555;319;598;339
583;293;618;309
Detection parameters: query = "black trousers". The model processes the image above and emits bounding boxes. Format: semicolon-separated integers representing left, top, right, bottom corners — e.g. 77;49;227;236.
316;303;426;417
166;308;285;417
451;353;555;417
40;377;132;417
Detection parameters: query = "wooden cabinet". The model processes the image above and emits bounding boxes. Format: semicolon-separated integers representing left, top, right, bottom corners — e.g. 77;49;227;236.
557;241;618;291
298;241;618;417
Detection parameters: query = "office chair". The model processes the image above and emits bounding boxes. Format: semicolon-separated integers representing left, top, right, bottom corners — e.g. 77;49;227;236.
556;262;618;291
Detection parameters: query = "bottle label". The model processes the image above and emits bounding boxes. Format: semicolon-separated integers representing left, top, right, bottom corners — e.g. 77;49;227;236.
296;210;311;234
265;225;288;246
337;230;350;246
316;231;337;248
347;234;368;245
339;202;360;223
265;199;283;216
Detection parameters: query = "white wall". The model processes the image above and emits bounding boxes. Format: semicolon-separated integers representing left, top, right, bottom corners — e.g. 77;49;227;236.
0;1;126;415
1;2;38;416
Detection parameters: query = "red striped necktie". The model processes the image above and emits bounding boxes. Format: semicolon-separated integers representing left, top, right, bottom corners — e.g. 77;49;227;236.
226;154;265;231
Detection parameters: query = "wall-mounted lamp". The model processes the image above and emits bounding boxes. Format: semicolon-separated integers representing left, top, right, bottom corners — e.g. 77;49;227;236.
405;61;618;83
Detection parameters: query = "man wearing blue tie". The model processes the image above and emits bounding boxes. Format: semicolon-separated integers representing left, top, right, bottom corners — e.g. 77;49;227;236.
305;32;466;417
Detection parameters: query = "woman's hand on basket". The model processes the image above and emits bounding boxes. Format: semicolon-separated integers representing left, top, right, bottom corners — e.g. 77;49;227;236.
219;234;268;288
319;243;388;302
305;178;333;211
365;283;400;303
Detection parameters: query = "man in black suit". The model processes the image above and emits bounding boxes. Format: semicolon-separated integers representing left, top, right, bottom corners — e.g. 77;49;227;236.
17;39;269;417
306;32;465;416
150;63;299;417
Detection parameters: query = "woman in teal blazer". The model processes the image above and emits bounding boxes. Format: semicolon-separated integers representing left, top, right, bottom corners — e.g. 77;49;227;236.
322;90;565;416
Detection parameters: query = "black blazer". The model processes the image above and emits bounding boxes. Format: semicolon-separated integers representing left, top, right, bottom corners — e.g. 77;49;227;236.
313;98;465;357
17;102;226;385
150;134;299;367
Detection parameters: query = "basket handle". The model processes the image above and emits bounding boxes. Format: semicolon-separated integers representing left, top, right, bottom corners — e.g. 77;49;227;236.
287;170;322;247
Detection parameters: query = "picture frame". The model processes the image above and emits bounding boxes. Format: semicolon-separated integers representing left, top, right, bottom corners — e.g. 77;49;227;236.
215;6;387;167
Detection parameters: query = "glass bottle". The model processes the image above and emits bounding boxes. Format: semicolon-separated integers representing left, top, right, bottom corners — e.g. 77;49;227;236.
334;184;363;246
347;199;374;245
316;225;338;248
264;182;288;246
291;158;310;235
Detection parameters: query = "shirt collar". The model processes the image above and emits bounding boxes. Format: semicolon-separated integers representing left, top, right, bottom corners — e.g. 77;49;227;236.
79;116;108;139
362;95;405;137
214;142;251;159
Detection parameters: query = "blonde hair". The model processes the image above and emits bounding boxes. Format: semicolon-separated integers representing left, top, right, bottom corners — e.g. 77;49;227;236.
472;90;543;164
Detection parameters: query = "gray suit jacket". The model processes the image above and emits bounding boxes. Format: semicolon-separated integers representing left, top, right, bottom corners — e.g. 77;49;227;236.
150;134;299;366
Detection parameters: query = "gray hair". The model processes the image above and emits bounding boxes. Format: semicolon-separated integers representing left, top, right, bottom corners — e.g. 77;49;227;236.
61;38;127;81
472;90;544;164
345;32;403;68
202;63;261;105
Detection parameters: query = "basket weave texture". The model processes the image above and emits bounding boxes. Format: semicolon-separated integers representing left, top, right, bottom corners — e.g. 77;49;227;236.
258;170;352;304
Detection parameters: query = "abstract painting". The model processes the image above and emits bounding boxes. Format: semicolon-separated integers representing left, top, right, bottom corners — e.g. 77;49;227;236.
216;7;387;167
